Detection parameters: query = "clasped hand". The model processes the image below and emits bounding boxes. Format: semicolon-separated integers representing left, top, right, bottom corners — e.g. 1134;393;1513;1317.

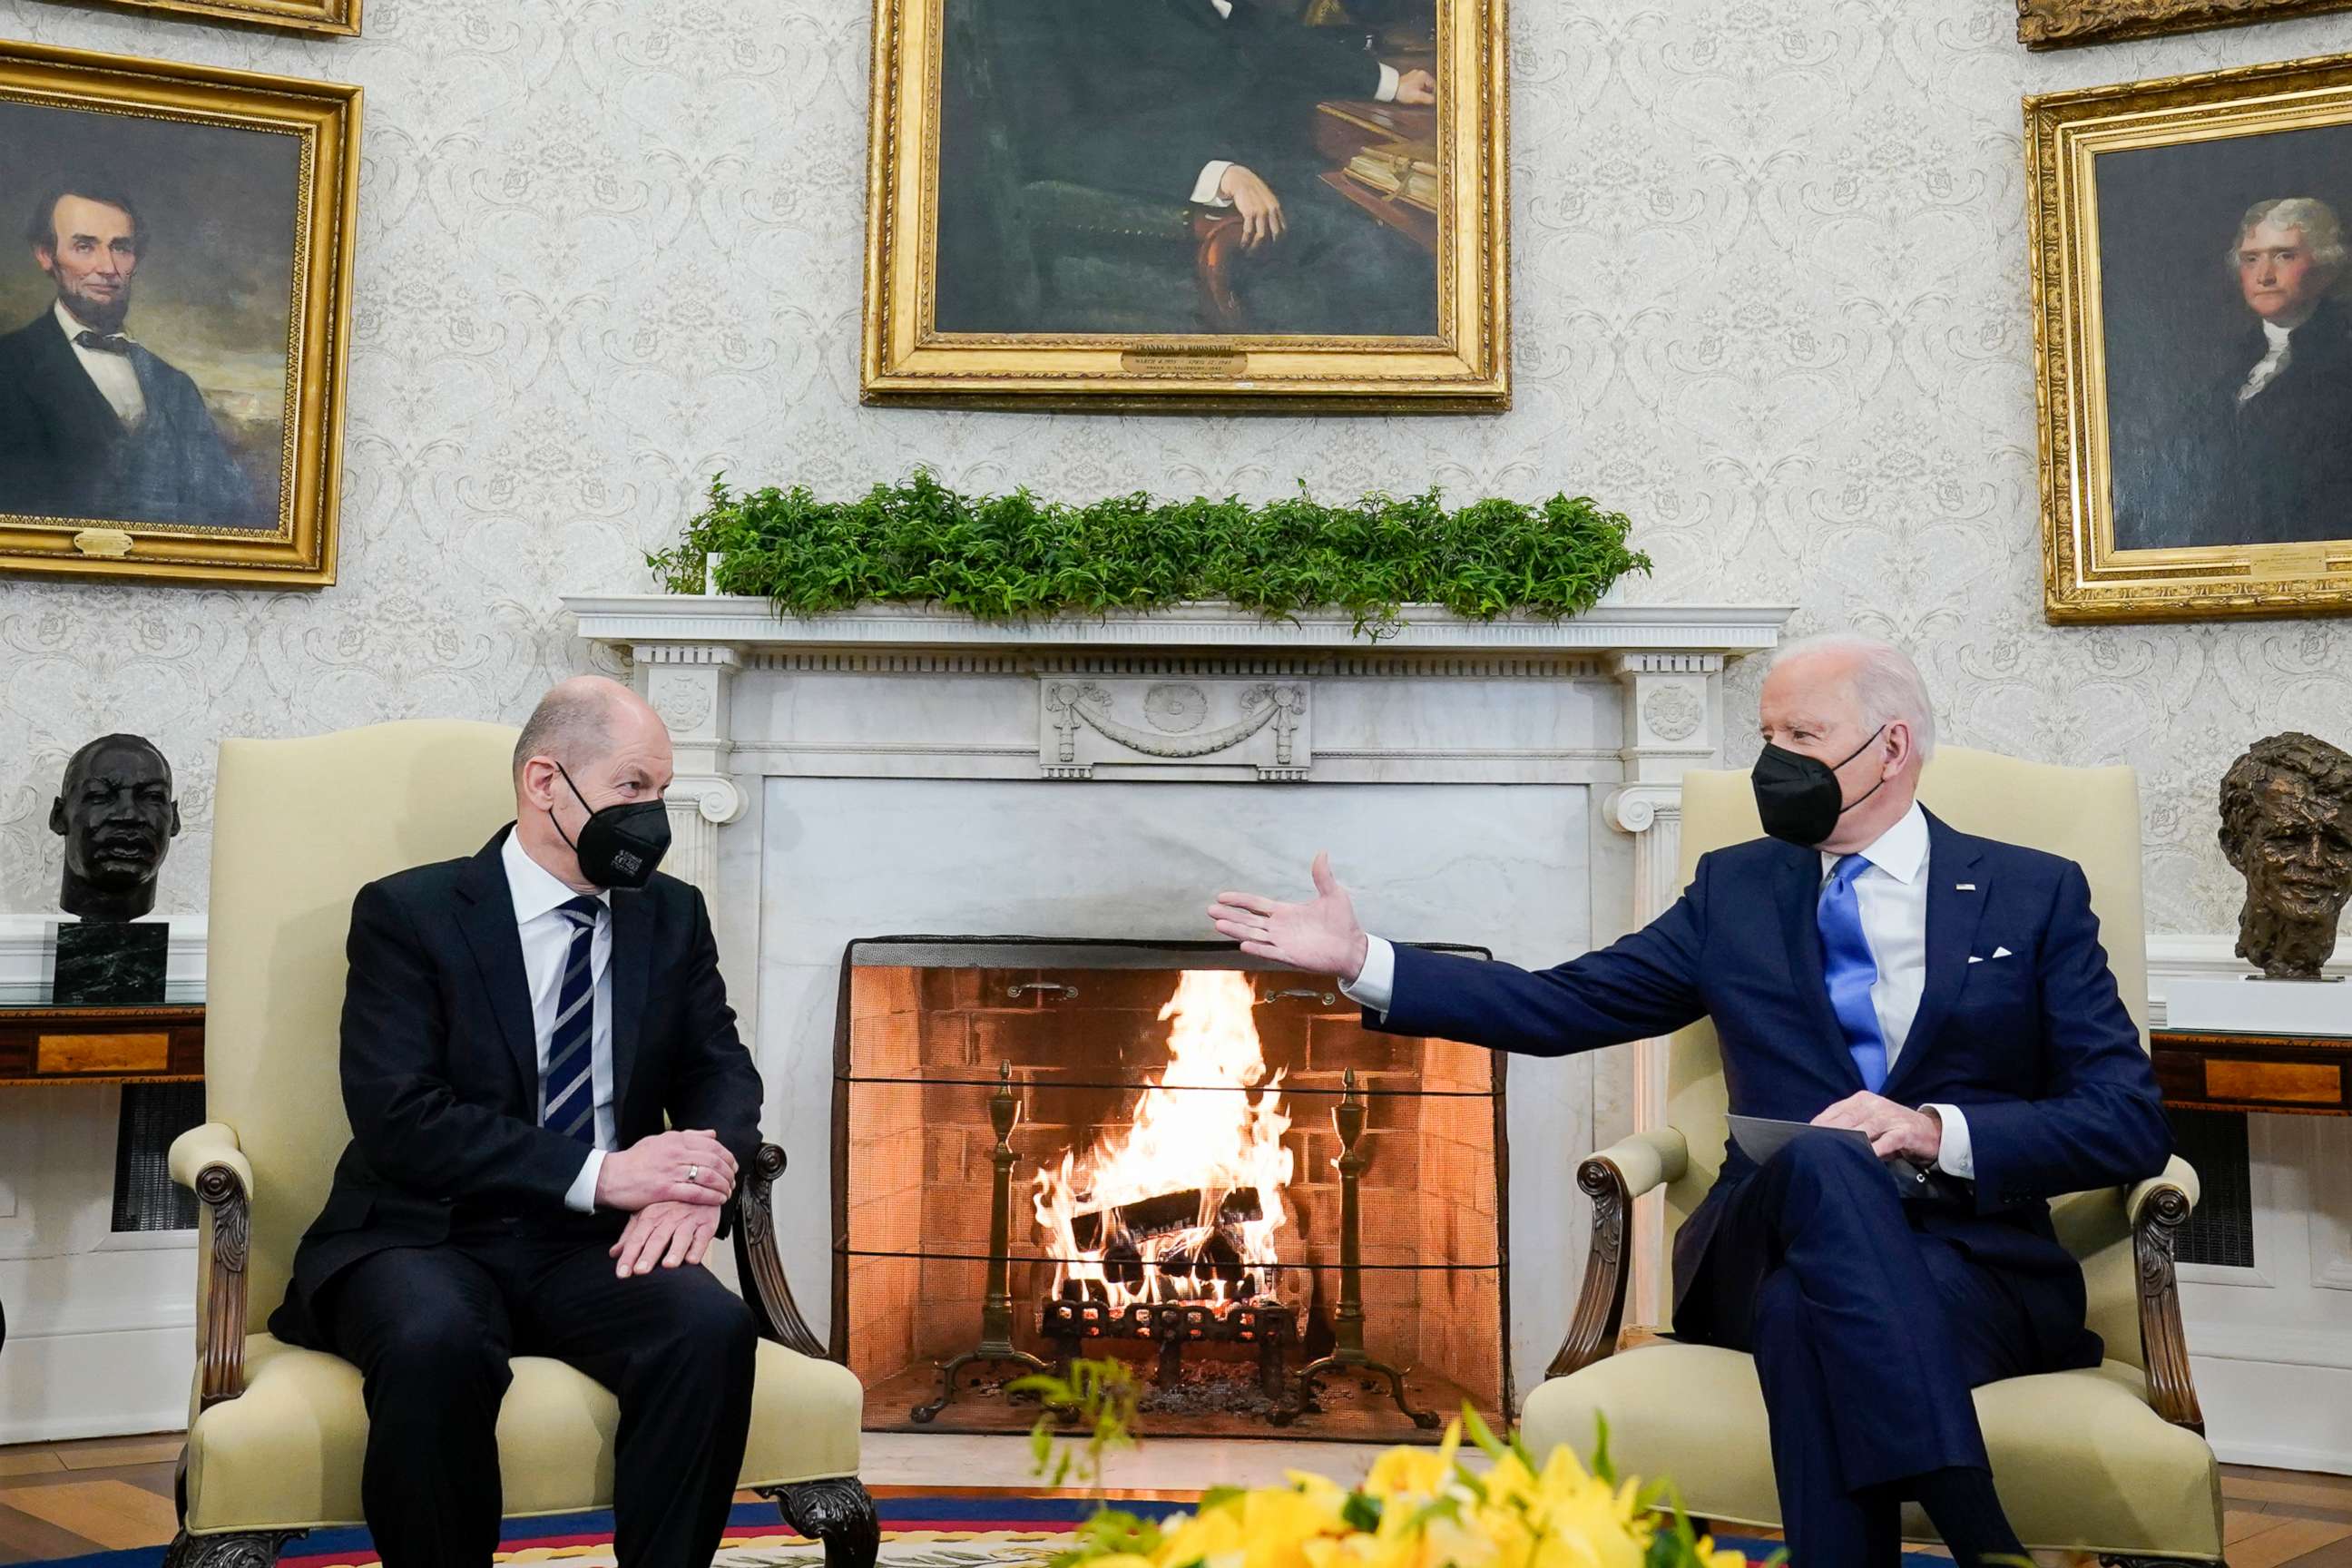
594;1128;739;1278
1812;1093;1941;1164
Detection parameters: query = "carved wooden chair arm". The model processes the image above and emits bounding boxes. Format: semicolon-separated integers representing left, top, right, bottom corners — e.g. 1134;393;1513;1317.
169;1123;255;1412
1546;1127;1690;1379
1190;212;1247;333
730;1142;828;1361
2127;1153;2204;1434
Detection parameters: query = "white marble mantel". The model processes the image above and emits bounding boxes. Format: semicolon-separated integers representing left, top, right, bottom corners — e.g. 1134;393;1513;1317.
566;593;1793;1379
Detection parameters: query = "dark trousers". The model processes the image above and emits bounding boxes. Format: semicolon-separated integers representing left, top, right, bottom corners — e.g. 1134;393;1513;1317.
1681;1136;2036;1568
1232;159;1436;336
320;1217;759;1568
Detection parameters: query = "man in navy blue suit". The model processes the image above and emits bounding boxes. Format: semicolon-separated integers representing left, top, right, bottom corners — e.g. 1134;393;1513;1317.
1209;633;2171;1568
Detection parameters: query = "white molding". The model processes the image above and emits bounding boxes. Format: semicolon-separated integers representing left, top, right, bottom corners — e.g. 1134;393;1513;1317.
564;594;1798;656
4;1292;192;1341
2189;1321;2352;1370
2145;935;2348;1027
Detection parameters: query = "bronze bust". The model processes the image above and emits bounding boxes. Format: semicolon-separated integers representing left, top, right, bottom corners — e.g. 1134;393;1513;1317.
49;733;181;923
2219;731;2352;980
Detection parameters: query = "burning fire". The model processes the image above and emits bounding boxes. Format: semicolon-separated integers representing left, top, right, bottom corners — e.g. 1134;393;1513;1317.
1034;969;1293;1313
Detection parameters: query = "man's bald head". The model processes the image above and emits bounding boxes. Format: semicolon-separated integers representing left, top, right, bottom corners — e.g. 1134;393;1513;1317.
511;676;675;893
513;675;661;787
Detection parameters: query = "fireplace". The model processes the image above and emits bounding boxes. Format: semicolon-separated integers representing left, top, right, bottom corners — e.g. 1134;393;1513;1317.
836;937;1509;1442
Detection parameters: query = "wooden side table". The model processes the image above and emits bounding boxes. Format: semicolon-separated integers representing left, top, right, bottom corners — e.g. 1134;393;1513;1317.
2151;1028;2352;1116
0;1003;204;1086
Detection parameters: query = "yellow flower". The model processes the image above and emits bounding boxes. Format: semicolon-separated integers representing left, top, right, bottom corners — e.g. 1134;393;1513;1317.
1365;1441;1452;1502
1238;1486;1346;1568
1155;1505;1246;1567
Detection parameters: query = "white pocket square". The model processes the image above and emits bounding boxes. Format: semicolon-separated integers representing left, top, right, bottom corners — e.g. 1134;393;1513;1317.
1968;946;2016;965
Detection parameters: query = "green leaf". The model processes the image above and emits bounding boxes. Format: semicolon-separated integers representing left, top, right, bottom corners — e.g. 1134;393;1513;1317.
1341;1492;1384;1533
1460;1402;1508;1461
1198;1485;1246;1514
1592;1412;1617;1486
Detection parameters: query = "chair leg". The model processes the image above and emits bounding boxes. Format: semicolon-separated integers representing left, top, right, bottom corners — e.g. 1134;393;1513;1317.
765;1478;881;1568
162;1532;301;1566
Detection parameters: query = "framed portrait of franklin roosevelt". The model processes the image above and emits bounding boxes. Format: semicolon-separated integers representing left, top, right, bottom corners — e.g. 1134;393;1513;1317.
859;0;1508;410
2030;54;2352;622
0;41;359;588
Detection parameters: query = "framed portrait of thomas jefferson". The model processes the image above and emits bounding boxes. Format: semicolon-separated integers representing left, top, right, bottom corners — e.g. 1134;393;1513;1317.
2030;54;2352;622
860;0;1508;410
0;41;358;588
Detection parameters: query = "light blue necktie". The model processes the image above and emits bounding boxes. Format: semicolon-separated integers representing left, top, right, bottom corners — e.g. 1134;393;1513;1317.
539;895;603;1148
1818;854;1888;1093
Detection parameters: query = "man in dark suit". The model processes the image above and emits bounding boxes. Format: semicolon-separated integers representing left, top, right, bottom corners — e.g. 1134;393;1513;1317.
0;181;257;527
1002;0;1438;334
1210;633;2171;1568
270;676;766;1568
2117;197;2352;552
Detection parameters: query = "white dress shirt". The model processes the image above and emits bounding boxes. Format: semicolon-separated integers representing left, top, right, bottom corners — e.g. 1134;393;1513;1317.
503;832;613;1211
1189;0;1401;207
2239;317;2297;405
1342;799;1977;1177
56;301;146;428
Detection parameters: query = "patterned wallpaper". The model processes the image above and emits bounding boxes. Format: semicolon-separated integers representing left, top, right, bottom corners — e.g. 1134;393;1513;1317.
0;0;2347;943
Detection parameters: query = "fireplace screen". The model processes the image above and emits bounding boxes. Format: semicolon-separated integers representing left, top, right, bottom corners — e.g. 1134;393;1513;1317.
835;938;1509;1442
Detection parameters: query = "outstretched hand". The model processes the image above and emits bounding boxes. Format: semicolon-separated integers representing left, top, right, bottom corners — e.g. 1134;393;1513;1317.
1207;851;1370;982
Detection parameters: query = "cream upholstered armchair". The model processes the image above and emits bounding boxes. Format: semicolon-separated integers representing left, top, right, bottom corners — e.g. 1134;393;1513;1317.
1519;748;2221;1566
164;720;875;1567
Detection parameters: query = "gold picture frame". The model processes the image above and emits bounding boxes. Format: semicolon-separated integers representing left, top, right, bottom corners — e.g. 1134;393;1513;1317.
0;40;360;588
2019;0;2352;50
40;0;361;35
859;0;1508;411
2029;53;2352;622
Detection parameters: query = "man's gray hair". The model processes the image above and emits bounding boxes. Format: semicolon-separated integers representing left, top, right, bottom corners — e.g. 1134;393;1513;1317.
512;681;622;782
2228;197;2349;275
1768;632;1938;762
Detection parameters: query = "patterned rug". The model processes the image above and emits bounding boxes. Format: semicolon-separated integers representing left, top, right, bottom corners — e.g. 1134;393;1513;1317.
24;1494;1844;1567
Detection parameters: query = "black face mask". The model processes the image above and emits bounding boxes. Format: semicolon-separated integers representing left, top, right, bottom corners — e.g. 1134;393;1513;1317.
1750;725;1887;848
551;763;671;889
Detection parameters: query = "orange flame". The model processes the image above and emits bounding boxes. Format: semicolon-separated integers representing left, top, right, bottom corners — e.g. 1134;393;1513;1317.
1033;970;1293;1312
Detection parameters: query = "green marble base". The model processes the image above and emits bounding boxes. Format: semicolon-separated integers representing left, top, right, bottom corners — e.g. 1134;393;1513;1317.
54;921;169;1007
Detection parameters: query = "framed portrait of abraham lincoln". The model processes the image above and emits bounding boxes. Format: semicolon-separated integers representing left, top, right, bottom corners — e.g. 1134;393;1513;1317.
2029;53;2352;622
860;0;1508;410
0;41;359;588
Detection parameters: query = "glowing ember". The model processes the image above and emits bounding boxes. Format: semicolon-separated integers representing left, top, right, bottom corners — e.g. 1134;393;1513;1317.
1033;969;1293;1313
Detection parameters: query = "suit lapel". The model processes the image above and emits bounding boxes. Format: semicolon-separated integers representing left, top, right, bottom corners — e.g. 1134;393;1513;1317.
1775;842;1859;1084
29;312;127;452
1881;811;1986;1101
607;887;653;1123
455;829;543;1106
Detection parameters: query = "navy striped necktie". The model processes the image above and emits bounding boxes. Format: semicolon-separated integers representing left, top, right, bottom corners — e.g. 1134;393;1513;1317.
540;894;604;1147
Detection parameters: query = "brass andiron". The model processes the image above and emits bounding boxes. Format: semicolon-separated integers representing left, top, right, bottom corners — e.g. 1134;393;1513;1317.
1278;1068;1440;1429
912;1062;1048;1421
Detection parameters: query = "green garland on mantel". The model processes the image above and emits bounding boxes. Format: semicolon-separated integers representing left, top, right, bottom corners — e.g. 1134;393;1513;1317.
648;472;1649;635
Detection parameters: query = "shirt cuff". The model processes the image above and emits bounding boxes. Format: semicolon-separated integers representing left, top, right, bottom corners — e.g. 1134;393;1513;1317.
1925;1103;1973;1181
565;1147;605;1213
1375;63;1400;102
1339;934;1396;1016
1191;160;1235;207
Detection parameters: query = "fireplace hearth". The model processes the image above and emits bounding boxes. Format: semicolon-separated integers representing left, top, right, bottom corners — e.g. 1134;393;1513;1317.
836;938;1509;1443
